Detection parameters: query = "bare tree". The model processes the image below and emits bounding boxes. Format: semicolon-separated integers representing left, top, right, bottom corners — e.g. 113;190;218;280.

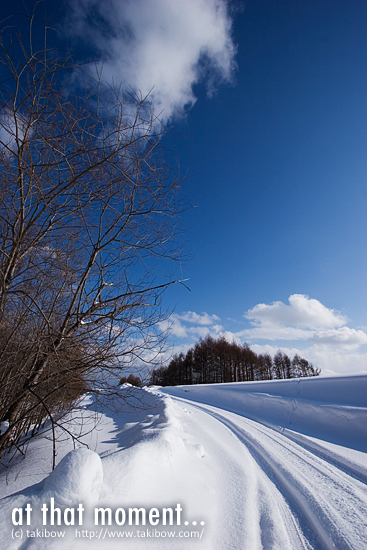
152;337;320;386
0;6;185;457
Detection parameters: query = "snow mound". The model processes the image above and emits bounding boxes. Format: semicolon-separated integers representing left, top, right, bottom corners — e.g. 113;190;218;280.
161;375;367;451
43;448;103;505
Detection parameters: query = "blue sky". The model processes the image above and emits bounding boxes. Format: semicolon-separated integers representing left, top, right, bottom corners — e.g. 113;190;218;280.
4;0;366;375
157;0;367;375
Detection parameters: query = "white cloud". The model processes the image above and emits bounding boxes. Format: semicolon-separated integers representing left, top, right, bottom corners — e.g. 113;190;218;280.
249;343;308;360
240;295;367;374
67;0;236;121
191;323;223;338
238;325;311;341
159;311;222;340
310;327;367;350
158;317;188;338
236;325;367;349
245;294;347;331
305;347;367;377
245;343;367;377
165;296;367;375
177;311;221;325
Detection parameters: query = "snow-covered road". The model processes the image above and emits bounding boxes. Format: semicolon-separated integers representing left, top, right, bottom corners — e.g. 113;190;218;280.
1;376;366;549
163;394;366;549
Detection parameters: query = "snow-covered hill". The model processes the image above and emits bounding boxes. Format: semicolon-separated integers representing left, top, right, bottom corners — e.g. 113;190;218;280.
1;376;366;549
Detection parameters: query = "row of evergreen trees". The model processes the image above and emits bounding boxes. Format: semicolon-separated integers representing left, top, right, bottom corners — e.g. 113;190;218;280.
151;335;320;386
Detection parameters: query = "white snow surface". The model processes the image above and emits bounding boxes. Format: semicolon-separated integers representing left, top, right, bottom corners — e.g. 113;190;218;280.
42;448;103;506
0;376;366;549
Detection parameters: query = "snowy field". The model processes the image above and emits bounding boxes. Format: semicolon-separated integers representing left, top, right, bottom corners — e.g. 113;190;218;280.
1;375;366;549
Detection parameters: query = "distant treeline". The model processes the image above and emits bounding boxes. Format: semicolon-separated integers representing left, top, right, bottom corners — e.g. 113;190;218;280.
151;335;320;386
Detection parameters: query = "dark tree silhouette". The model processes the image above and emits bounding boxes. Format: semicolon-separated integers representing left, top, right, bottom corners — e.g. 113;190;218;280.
151;336;320;386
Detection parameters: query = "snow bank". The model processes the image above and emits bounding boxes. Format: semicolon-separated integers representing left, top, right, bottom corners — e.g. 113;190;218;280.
160;375;367;451
0;378;365;549
0;386;212;548
42;448;103;506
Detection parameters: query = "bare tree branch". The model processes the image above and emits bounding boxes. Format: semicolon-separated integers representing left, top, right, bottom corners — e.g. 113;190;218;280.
0;4;187;457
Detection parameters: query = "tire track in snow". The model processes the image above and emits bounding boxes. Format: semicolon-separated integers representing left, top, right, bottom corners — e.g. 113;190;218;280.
172;397;366;550
172;400;310;550
270;427;367;485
